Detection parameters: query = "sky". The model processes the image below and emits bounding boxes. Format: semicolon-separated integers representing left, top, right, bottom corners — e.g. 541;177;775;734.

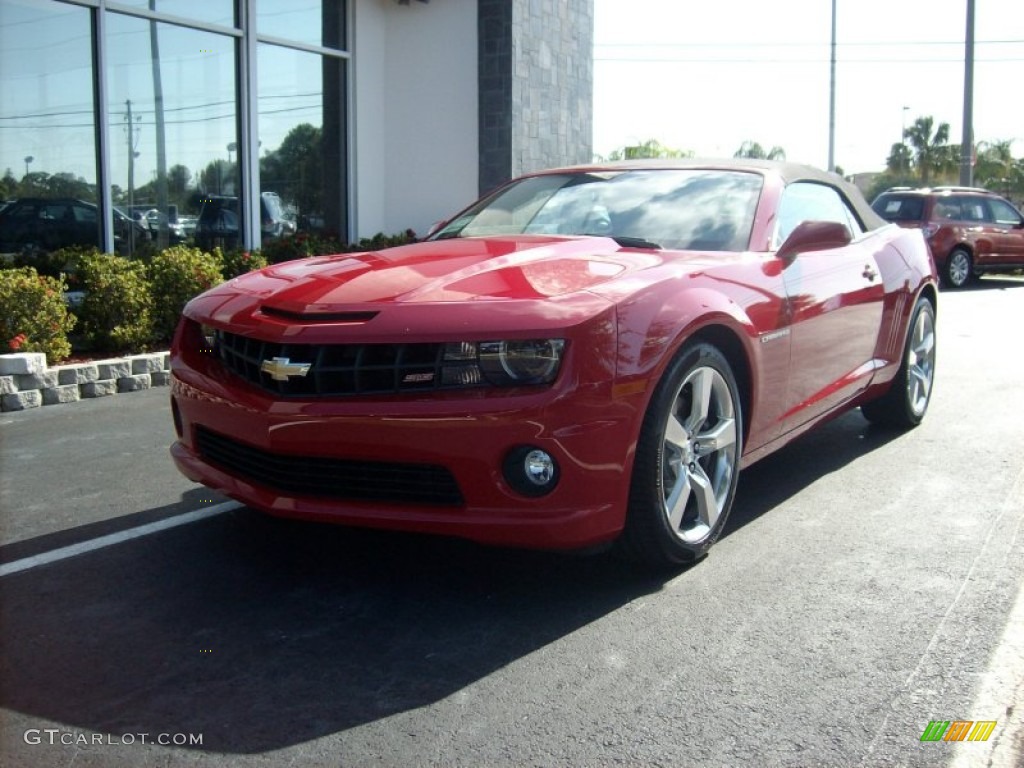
593;0;1024;174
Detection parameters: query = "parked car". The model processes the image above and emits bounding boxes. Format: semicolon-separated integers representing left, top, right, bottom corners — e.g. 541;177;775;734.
871;186;1024;288
0;198;148;256
170;160;937;569
143;208;187;245
194;192;289;251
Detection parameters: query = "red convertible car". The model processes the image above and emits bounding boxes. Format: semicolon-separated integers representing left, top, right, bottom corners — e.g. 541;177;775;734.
170;160;937;568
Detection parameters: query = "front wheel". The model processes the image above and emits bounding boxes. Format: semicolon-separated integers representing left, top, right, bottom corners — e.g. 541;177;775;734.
862;297;936;428
620;342;743;569
943;247;973;288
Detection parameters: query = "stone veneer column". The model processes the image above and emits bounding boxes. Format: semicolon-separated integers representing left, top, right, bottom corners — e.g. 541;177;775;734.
478;0;593;196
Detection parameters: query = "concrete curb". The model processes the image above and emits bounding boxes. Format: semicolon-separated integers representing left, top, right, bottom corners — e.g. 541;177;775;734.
0;352;170;413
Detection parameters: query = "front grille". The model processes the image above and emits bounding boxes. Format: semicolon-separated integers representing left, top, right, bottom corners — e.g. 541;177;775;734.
195;427;464;506
216;330;449;397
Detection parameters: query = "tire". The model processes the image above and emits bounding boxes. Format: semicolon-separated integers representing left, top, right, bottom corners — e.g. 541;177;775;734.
862;297;936;428
620;342;743;569
942;247;973;289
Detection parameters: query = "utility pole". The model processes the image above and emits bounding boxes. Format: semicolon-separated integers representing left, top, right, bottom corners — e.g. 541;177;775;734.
959;0;975;186
828;0;837;173
124;100;141;252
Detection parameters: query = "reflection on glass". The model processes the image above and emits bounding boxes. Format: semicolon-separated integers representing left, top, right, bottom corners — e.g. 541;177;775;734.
258;43;346;241
436;170;763;252
0;0;100;253
109;0;235;30
105;12;237;254
257;0;345;49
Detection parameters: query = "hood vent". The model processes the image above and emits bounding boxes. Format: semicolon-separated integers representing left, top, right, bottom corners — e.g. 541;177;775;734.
260;305;379;323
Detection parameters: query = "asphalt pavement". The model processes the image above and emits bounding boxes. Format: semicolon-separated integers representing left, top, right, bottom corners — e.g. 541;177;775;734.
1;277;1023;767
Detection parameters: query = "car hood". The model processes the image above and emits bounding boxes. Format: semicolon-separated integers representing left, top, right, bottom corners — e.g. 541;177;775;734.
187;235;726;339
228;235;700;309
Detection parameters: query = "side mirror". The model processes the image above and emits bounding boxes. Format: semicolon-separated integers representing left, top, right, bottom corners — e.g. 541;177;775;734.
776;220;852;261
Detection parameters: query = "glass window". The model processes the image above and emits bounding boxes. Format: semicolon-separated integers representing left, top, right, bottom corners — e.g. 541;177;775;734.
105;12;237;254
988;198;1023;226
435;170;763;252
872;195;924;222
108;0;235;30
0;0;99;251
257;0;346;50
775;182;863;248
932;198;962;220
258;43;347;241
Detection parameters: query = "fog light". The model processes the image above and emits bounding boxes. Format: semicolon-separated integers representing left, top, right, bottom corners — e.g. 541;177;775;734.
524;450;555;485
503;445;559;497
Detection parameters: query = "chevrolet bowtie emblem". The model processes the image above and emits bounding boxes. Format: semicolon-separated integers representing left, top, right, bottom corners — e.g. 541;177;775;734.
260;357;311;381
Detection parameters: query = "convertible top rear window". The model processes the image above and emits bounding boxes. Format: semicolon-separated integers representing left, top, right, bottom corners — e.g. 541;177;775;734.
434;169;763;252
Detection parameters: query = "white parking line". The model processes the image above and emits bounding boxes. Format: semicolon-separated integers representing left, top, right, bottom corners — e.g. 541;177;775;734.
0;501;241;578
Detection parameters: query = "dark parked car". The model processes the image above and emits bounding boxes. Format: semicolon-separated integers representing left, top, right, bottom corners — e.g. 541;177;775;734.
194;192;289;251
171;160;938;569
871;186;1024;288
0;198;148;256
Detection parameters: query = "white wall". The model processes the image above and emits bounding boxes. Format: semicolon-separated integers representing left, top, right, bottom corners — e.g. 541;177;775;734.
351;0;478;240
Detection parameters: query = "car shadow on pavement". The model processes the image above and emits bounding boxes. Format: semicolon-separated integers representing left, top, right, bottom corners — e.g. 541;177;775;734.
0;504;667;754
724;408;905;537
0;409;905;756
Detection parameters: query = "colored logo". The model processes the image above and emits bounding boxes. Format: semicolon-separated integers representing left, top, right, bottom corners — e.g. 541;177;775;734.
260;357;311;381
920;720;997;742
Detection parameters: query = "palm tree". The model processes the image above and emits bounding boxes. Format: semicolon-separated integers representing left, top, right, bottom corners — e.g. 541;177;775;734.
974;140;1014;190
734;141;786;161
604;139;692;161
903;116;951;186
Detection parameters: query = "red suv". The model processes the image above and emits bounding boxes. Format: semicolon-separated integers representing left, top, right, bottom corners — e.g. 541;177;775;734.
871;186;1024;288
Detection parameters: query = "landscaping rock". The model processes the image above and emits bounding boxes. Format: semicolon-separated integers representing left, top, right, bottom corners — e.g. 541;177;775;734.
2;390;42;411
81;380;117;398
96;360;131;380
16;371;59;391
130;354;165;375
0;353;47;376
118;374;152;392
0;376;15;395
57;364;100;386
43;384;81;405
151;371;172;386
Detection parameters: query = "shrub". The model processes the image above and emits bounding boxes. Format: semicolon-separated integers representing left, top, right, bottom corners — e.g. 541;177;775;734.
219;247;268;279
148;245;224;342
260;229;418;265
0;267;76;364
261;232;344;264
1;245;91;282
76;253;153;353
348;229;419;252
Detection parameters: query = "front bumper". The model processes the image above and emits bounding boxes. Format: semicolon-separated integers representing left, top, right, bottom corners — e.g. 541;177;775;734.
169;316;647;550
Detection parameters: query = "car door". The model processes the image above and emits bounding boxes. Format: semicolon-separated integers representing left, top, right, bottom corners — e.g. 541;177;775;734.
984;197;1024;265
774;182;886;431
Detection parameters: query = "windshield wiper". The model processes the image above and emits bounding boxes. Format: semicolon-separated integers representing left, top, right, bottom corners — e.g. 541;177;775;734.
583;234;662;250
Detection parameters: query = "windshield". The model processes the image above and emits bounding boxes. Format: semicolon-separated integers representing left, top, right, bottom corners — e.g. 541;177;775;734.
433;169;763;251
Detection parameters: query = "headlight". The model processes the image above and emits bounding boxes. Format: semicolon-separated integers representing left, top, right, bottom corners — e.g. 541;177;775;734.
480;339;564;384
441;339;565;387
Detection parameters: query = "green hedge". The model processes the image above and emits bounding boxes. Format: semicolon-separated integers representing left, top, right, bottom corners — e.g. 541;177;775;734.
0;232;414;362
148;246;224;343
75;252;154;354
0;267;76;364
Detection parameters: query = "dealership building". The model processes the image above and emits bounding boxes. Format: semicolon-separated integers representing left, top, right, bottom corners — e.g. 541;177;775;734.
0;0;593;251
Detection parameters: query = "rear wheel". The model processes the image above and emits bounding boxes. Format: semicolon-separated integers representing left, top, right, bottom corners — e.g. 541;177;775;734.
943;247;973;288
620;342;742;569
862;297;936;428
